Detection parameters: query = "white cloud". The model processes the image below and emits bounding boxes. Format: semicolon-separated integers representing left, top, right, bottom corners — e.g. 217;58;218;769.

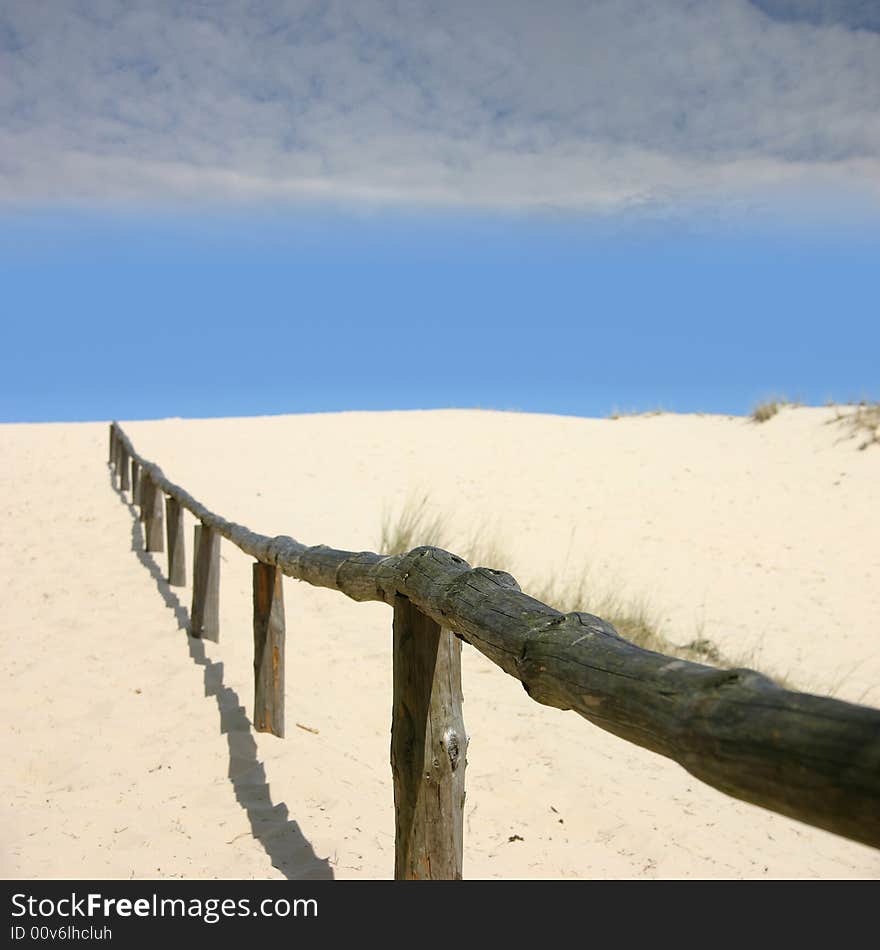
1;0;879;214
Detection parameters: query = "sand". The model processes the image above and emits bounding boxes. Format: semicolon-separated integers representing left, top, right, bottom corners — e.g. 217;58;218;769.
2;406;878;879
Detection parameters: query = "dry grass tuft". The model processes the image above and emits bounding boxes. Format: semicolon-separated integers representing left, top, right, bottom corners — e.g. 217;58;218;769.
378;499;733;670
528;578;726;665
751;400;780;423
526;578;793;684
377;499;804;687
750;396;805;423
680;637;723;664
828;401;880;450
379;493;449;555
609;406;665;420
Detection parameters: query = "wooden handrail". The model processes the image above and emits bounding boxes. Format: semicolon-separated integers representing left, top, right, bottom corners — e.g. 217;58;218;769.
109;421;880;859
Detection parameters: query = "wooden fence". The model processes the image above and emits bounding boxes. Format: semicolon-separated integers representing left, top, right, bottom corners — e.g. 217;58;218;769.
108;421;880;876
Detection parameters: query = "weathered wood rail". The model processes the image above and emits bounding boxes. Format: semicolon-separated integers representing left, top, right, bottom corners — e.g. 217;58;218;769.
107;421;880;875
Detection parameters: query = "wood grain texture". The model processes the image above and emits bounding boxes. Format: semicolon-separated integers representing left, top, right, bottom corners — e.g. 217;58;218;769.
253;562;285;738
131;460;141;507
391;596;466;879
165;496;186;587
138;463;148;522
119;446;130;491
143;474;164;553
110;422;880;850
139;471;152;532
191;524;220;642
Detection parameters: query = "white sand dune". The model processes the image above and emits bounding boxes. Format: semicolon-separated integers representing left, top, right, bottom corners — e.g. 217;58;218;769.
2;406;878;879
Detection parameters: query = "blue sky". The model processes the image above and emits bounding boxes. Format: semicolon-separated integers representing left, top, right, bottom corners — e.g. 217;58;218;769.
1;1;878;422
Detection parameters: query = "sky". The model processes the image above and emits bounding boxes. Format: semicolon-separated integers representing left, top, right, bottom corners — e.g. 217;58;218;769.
1;0;878;422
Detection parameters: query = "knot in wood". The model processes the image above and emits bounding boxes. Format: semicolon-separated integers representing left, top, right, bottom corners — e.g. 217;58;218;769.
442;728;460;772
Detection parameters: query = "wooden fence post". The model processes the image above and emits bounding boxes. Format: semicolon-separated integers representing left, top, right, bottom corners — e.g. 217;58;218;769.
119;446;130;492
138;468;149;522
131;460;141;506
111;429;120;484
165;496;186;587
391;595;466;880
191;524;220;641
143;474;164;552
253;562;285;737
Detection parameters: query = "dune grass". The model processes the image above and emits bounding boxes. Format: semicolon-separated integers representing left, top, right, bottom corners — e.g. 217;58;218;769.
608;406;665;420
828;401;880;450
379;492;449;555
751;400;780;423
375;396;880;695
750;396;805;423
378;496;736;671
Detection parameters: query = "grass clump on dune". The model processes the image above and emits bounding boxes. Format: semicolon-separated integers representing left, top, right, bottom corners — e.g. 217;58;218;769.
751;396;809;424
828;401;880;450
750;395;803;423
377;496;728;670
751;400;780;423
608;406;665;420
379;492;449;555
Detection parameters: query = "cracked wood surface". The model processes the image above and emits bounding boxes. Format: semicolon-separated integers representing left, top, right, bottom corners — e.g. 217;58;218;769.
392;596;466;879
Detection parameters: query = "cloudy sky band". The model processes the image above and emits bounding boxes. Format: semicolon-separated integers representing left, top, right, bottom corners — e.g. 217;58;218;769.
2;0;879;214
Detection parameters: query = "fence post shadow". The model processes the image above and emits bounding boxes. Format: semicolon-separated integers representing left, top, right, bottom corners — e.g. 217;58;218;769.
111;470;333;881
